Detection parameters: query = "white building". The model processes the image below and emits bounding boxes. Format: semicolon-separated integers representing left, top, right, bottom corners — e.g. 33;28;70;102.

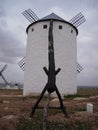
23;13;78;96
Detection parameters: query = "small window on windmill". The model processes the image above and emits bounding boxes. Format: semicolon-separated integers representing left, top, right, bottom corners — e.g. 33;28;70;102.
43;25;47;29
31;28;34;32
59;25;62;29
71;29;73;34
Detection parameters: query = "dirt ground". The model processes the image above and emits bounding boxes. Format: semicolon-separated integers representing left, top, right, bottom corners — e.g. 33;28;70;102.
0;89;98;130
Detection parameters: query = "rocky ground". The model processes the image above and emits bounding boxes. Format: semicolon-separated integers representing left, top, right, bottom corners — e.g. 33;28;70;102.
0;89;98;130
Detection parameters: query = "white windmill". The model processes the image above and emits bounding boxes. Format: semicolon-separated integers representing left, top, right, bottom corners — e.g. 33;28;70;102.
18;9;85;96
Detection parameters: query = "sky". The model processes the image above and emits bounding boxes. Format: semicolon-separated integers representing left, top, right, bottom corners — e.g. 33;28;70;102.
0;0;98;86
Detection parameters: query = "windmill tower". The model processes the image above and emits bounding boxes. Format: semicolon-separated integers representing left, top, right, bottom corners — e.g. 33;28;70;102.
19;9;85;96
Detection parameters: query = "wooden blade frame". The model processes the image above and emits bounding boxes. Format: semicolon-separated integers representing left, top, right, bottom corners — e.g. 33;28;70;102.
0;65;8;85
22;9;39;23
69;12;86;27
18;57;25;71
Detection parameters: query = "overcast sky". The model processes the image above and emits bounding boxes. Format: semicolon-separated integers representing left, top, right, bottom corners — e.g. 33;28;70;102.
0;0;98;86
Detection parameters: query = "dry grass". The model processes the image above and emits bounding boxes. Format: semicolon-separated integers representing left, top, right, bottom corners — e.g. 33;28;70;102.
0;89;22;95
0;87;98;130
77;87;98;96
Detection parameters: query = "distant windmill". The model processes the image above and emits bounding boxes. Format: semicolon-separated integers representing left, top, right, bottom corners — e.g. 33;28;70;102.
0;64;8;85
18;9;85;73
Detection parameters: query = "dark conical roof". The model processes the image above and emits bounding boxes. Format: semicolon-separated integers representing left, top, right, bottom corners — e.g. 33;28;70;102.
26;12;78;35
41;13;66;21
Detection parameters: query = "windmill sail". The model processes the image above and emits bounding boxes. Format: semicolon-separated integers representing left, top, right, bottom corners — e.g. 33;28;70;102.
0;64;7;73
0;74;8;85
69;12;86;27
22;9;39;23
18;57;25;71
0;65;8;85
18;57;83;73
77;63;83;73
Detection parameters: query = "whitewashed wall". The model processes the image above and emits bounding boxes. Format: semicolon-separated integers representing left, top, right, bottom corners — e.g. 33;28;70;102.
24;20;77;96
